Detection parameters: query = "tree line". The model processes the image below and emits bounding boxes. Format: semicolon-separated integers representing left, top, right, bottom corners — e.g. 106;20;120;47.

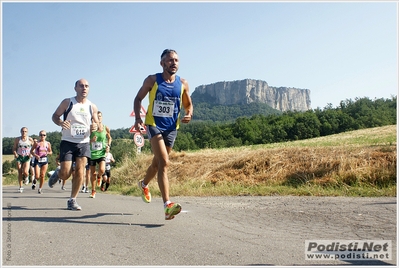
172;96;397;150
3;96;397;160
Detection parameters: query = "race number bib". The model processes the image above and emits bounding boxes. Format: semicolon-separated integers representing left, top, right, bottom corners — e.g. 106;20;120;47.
91;141;103;151
106;164;111;171
152;100;174;117
18;148;30;156
71;124;87;139
39;157;48;163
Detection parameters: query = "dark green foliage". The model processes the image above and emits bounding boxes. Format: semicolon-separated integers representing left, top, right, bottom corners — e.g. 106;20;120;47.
110;128;134;139
180;96;396;149
193;102;281;122
45;132;62;156
288;111;321;140
2;138;14;155
109;139;139;165
2;160;12;174
174;131;198;151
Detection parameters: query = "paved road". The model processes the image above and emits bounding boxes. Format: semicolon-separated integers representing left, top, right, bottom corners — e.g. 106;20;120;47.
2;184;397;266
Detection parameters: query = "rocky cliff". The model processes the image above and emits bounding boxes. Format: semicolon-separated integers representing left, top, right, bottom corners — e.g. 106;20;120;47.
192;79;311;112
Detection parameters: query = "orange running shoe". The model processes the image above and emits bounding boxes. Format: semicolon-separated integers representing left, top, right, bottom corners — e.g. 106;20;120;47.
138;180;151;203
89;190;96;198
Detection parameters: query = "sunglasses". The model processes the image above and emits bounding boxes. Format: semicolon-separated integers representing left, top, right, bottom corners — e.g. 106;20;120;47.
40;134;46;136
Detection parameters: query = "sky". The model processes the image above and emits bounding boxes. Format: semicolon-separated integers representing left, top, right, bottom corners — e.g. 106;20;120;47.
1;1;398;138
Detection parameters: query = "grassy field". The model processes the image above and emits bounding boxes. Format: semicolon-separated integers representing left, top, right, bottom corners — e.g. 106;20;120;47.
2;155;14;163
3;125;397;197
109;125;397;197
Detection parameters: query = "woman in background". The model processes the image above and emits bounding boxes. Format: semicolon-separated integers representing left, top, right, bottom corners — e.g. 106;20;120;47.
31;130;52;194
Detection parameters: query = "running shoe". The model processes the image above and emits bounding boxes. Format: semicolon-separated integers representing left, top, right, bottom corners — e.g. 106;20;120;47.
61;186;66;190
89;190;96;198
38;189;42;194
24;177;29;185
84;187;89;193
80;186;85;193
138;180;151;203
67;199;82;210
18;187;23;193
48;167;60;188
165;202;182;220
32;183;36;190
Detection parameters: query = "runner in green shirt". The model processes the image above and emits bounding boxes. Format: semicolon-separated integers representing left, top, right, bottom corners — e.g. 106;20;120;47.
88;111;112;198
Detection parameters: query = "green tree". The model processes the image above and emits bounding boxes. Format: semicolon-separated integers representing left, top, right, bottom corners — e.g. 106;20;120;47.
174;132;198;151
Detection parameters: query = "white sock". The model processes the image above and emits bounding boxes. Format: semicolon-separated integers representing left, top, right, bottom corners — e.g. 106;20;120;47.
142;181;148;188
164;201;171;208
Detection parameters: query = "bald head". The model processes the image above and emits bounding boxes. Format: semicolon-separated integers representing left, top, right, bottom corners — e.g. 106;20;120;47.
75;79;89;88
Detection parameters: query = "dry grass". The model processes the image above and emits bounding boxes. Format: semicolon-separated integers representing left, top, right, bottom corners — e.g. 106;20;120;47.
110;125;397;197
2;155;14;163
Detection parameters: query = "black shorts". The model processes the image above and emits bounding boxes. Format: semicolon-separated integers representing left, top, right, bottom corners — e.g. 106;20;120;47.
60;140;90;162
89;157;105;166
34;156;49;168
103;170;111;178
30;158;37;167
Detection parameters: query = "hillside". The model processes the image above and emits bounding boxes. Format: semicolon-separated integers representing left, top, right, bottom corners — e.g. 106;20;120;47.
111;125;397;197
191;102;282;122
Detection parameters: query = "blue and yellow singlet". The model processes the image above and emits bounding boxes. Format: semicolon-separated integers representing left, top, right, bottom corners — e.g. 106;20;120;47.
145;73;183;131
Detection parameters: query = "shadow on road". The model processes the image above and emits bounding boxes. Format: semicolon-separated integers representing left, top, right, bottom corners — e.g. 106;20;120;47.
2;208;164;228
343;259;394;266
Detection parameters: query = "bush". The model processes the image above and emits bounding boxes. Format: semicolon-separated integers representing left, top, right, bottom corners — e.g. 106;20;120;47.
2;160;13;174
